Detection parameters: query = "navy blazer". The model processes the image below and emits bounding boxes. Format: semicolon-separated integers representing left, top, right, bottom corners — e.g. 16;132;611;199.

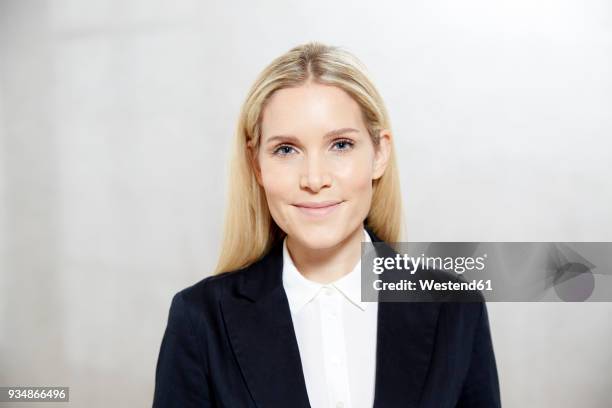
153;229;501;407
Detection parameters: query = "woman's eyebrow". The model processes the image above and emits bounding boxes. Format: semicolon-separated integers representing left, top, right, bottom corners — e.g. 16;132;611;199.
265;127;360;144
324;127;360;138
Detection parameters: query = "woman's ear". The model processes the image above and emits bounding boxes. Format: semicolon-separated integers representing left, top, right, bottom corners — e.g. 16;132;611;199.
248;145;264;186
372;129;392;180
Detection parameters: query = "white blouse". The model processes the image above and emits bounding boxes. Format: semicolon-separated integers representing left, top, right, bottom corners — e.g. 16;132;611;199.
282;229;378;408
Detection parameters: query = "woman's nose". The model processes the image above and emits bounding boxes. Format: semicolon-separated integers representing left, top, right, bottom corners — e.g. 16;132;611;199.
299;154;332;193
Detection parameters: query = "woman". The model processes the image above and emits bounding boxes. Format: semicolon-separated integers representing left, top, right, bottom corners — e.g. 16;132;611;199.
153;42;501;408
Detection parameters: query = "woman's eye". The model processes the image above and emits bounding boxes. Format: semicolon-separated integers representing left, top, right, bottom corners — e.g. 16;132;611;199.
273;145;297;156
331;139;354;151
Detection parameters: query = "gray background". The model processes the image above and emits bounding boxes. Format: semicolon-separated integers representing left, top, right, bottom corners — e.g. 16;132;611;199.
1;0;611;407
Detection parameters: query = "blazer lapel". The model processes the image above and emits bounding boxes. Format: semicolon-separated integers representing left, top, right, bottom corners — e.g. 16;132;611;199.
368;228;442;408
220;241;311;408
373;301;441;407
220;228;442;408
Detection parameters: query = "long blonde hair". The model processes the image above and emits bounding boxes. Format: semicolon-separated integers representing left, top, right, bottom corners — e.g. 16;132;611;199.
214;42;403;274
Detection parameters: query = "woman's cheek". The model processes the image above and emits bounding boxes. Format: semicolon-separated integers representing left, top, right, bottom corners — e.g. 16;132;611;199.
260;164;295;226
339;155;374;192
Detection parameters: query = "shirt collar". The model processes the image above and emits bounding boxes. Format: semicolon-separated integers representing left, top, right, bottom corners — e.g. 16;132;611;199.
282;228;372;315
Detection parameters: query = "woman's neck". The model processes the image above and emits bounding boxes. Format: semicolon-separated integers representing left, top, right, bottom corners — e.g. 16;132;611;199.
286;226;364;284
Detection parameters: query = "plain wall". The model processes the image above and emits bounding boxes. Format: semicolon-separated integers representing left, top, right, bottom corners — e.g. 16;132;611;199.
1;0;611;406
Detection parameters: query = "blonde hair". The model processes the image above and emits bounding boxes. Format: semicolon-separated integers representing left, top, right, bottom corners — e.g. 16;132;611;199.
214;42;403;274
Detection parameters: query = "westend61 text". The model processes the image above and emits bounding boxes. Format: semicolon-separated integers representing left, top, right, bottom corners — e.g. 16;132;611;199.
373;279;493;292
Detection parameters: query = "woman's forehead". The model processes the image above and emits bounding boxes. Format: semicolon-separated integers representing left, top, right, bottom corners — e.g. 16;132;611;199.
260;83;366;141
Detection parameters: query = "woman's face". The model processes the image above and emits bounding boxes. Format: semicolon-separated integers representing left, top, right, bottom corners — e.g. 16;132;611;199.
254;82;391;250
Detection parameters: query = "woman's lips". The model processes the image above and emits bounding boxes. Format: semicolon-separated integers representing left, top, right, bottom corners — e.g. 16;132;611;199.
292;201;344;217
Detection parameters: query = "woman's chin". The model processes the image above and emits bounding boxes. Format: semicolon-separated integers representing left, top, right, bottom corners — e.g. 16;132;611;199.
287;225;356;251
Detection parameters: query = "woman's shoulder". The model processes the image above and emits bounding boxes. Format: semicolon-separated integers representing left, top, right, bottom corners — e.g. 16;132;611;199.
174;266;251;308
400;264;488;328
162;267;255;337
171;241;282;313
